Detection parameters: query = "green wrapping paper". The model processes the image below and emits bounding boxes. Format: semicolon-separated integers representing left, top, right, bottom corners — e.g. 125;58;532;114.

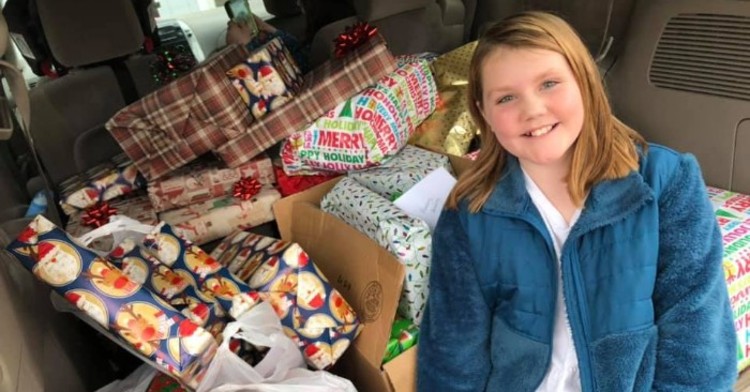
321;177;431;324
6;215;217;388
209;231;362;370
382;319;419;364
280;60;438;175
348;145;454;201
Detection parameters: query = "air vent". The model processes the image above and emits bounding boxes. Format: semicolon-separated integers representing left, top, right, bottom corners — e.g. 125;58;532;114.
650;13;750;101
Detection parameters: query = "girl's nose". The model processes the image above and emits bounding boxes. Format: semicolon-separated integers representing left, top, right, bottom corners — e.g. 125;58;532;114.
522;94;546;120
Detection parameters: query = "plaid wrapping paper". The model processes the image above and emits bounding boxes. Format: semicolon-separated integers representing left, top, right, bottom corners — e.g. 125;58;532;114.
106;44;252;182
215;34;397;168
147;154;274;213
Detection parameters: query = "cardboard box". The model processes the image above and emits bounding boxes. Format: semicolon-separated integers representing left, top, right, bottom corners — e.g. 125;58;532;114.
273;154;472;392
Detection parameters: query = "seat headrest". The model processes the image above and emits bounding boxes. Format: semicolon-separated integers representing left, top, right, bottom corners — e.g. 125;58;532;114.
36;0;144;67
352;0;432;21
263;0;302;17
0;13;8;58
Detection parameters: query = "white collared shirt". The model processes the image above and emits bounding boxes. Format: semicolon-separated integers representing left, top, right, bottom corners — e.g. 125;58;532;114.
523;170;583;392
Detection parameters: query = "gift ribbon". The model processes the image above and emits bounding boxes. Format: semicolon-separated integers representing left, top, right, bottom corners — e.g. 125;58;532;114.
232;177;262;201
274;166;340;197
334;22;378;58
81;202;118;228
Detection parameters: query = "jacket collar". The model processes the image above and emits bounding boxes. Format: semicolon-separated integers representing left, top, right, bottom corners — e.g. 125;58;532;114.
482;155;654;236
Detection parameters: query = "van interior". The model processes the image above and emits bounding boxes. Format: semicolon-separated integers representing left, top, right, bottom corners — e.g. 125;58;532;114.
1;0;749;391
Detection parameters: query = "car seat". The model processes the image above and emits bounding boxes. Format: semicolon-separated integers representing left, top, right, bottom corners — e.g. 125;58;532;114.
0;9;123;391
308;0;475;67
18;0;163;195
470;0;637;69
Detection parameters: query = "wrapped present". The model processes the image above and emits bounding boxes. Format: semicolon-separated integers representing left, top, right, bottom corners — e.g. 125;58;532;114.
106;44;252;181
273;165;340;197
409;42;479;156
708;186;750;219
147;154;274;213
227;36;303;120
6;215;217;388
210;231;362;370
142;222;261;320
708;187;750;371
280;60;438;175
158;186;281;245
59;154;146;216
65;194;159;249
108;239;228;339
382;319;419;364
348;145;453;201
215;34;397;168
146;373;188;392
321;177;431;324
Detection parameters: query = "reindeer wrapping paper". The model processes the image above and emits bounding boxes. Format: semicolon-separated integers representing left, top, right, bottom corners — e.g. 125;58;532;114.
210;230;362;370
6;215;218;389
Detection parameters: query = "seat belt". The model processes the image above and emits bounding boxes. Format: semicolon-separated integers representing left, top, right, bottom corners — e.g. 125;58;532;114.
0;59;64;226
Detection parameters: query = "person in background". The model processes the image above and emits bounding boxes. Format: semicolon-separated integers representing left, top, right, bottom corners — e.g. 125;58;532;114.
226;14;309;73
417;11;737;392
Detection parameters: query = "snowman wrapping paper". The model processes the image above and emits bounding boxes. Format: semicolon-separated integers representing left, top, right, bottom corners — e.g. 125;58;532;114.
321;177;431;325
6;215;217;388
210;230;363;370
280;59;438;175
158;185;281;245
348;145;454;201
226;36;303;121
147;154;275;213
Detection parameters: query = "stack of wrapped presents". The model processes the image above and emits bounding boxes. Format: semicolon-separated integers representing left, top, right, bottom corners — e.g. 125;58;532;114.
3;28;477;392
9;22;750;392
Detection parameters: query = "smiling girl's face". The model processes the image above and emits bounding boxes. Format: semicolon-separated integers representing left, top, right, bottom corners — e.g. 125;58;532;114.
479;46;585;173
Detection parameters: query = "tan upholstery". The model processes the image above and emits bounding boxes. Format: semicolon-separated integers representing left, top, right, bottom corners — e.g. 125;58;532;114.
309;0;471;67
471;0;636;62
35;0;144;67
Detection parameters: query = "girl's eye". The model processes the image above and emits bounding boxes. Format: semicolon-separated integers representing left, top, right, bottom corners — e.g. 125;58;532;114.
541;80;559;90
497;95;514;104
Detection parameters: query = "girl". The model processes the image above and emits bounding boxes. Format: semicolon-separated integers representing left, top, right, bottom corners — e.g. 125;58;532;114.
417;11;737;392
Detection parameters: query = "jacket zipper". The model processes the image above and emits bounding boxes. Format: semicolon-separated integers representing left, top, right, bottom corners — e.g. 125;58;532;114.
492;211;596;391
497;212;560;387
562;244;596;391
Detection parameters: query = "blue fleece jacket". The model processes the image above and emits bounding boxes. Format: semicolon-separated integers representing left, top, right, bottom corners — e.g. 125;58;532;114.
417;144;737;391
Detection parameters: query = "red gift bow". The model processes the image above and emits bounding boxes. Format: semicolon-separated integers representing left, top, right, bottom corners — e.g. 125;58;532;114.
81;202;118;228
334;22;378;58
233;177;262;201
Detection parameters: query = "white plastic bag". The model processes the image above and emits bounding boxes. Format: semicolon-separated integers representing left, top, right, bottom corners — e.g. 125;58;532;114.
75;214;155;255
197;302;357;392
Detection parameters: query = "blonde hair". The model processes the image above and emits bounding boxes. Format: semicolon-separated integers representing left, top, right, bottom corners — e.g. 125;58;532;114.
447;11;645;212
